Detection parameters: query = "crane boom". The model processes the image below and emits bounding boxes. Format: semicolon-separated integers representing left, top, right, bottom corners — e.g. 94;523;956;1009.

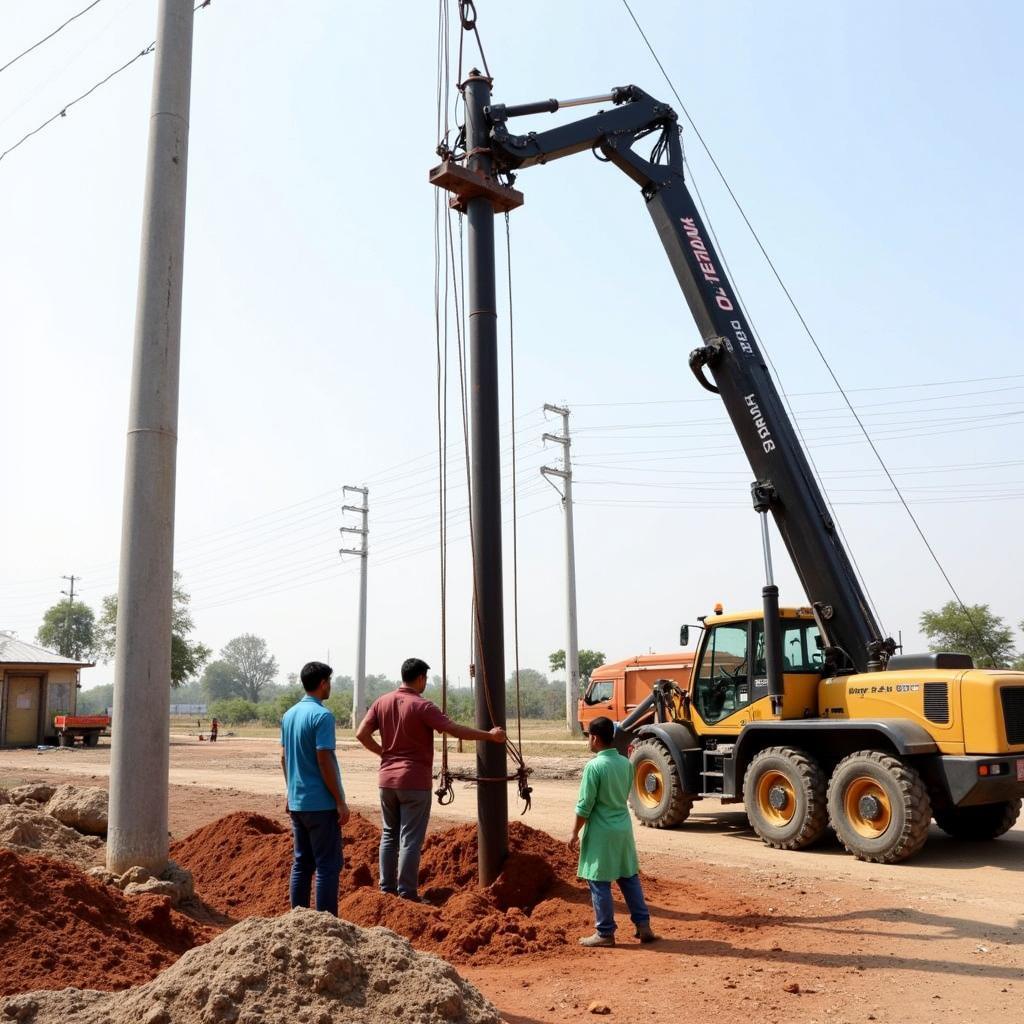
486;85;895;674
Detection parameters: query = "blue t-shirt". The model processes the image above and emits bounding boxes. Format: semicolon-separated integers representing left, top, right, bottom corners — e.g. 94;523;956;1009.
281;696;342;812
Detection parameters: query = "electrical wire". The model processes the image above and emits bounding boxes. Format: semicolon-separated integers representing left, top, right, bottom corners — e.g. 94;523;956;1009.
0;0;211;165
0;1;107;76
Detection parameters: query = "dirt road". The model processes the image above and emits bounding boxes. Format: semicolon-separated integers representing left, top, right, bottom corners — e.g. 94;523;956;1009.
2;737;1022;1022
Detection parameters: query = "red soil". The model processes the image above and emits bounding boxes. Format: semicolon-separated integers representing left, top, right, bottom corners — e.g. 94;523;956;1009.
171;811;592;964
0;848;213;996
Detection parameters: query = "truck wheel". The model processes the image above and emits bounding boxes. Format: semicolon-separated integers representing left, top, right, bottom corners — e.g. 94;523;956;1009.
828;750;931;863
628;739;693;828
84;732;100;748
743;746;828;850
934;798;1021;841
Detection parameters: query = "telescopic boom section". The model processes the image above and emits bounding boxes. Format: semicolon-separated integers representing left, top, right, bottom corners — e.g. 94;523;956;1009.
487;86;895;675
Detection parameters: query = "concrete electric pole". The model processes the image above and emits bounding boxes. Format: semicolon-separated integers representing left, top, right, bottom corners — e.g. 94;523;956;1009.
340;486;368;728
60;575;79;658
541;404;581;735
107;0;194;876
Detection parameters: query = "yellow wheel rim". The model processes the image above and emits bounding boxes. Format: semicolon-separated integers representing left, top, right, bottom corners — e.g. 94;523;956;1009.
635;759;664;809
755;769;797;826
844;776;893;838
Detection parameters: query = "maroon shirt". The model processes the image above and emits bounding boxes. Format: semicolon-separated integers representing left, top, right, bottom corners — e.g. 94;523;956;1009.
363;686;457;791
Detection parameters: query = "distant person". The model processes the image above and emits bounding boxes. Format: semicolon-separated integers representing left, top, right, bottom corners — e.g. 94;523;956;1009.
356;657;506;901
209;718;219;743
280;661;350;916
569;715;657;947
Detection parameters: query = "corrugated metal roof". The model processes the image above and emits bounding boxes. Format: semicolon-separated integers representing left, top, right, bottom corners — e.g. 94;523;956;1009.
0;632;93;667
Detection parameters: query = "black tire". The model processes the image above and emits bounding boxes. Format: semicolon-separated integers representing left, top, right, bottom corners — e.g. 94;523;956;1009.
628;739;693;828
84;732;100;748
934;799;1022;841
743;746;828;850
828;750;931;863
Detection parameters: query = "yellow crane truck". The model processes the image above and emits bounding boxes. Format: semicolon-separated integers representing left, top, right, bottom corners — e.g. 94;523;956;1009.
476;82;1024;862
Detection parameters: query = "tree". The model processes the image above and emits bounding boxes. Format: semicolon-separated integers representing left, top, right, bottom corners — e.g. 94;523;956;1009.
77;683;114;715
36;600;96;660
220;634;279;702
201;659;245;701
549;649;606;683
919;602;1017;669
95;571;212;687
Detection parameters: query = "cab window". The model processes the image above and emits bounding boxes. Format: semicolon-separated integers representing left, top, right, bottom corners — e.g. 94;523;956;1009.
752;621;824;674
584;680;613;705
694;623;748;725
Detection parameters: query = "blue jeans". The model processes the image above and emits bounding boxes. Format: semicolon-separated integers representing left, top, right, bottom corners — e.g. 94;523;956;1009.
379;788;432;898
290;809;343;916
587;874;651;936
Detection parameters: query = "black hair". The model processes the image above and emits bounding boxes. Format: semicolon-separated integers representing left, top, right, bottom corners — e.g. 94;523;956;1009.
588;716;615;746
300;661;333;692
401;657;430;683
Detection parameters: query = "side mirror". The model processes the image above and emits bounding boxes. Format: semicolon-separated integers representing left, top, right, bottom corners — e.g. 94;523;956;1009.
679;625;690;646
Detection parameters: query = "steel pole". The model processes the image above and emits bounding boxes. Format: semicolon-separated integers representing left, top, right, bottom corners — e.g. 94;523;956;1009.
464;68;508;886
107;0;194;875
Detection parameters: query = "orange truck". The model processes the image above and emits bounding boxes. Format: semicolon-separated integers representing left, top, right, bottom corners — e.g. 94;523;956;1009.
578;652;695;734
52;714;110;748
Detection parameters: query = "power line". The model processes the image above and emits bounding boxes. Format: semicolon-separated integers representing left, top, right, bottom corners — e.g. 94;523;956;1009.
0;0;106;76
0;0;212;165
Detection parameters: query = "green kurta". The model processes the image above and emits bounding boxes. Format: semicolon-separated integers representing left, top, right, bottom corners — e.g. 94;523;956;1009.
574;747;640;882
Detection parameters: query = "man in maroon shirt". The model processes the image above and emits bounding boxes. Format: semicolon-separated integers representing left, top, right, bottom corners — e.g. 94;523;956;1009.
356;657;505;901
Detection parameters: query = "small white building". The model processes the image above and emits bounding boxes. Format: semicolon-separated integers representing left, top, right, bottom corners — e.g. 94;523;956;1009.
0;632;93;747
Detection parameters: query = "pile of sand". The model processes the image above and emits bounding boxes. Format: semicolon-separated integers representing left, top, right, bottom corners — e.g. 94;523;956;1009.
0;848;212;996
1;908;502;1024
44;784;108;836
171;812;589;964
0;804;103;870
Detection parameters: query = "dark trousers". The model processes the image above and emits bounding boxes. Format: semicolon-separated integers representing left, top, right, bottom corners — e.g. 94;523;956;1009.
289;809;343;915
588;874;651;936
379;788;432;897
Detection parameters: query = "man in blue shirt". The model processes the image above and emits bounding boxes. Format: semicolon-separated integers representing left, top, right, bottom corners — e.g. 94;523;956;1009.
280;661;350;916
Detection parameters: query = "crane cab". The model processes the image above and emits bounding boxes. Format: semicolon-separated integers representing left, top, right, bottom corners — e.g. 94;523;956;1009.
688;606;824;735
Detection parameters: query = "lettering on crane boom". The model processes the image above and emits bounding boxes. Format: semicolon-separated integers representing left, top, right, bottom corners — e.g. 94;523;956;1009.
745;394;776;453
680;217;734;313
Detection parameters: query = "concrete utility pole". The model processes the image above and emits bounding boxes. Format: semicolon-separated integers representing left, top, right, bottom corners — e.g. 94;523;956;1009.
107;0;194;876
60;575;79;658
541;404;581;735
340;485;368;728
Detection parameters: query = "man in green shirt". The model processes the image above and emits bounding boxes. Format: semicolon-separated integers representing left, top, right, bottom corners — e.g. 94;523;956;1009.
569;716;657;947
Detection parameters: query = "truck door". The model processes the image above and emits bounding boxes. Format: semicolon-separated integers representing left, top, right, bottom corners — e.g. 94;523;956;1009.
580;675;617;729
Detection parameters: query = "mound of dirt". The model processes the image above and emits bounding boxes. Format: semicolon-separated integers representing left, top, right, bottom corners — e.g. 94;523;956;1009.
169;810;380;918
0;848;213;996
44;784;108;836
7;784;55;805
1;908;501;1024
0;804;104;870
171;812;589;964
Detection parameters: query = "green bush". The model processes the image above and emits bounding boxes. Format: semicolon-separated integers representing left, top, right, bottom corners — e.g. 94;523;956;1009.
209;697;259;724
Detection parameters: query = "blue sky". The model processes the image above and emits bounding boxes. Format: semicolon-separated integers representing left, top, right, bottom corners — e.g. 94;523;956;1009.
2;1;1022;691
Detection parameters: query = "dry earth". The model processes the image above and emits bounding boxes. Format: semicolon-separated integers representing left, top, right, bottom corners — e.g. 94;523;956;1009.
2;735;1022;1023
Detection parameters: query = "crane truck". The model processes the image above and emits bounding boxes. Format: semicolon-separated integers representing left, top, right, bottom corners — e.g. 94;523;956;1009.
432;78;1024;862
